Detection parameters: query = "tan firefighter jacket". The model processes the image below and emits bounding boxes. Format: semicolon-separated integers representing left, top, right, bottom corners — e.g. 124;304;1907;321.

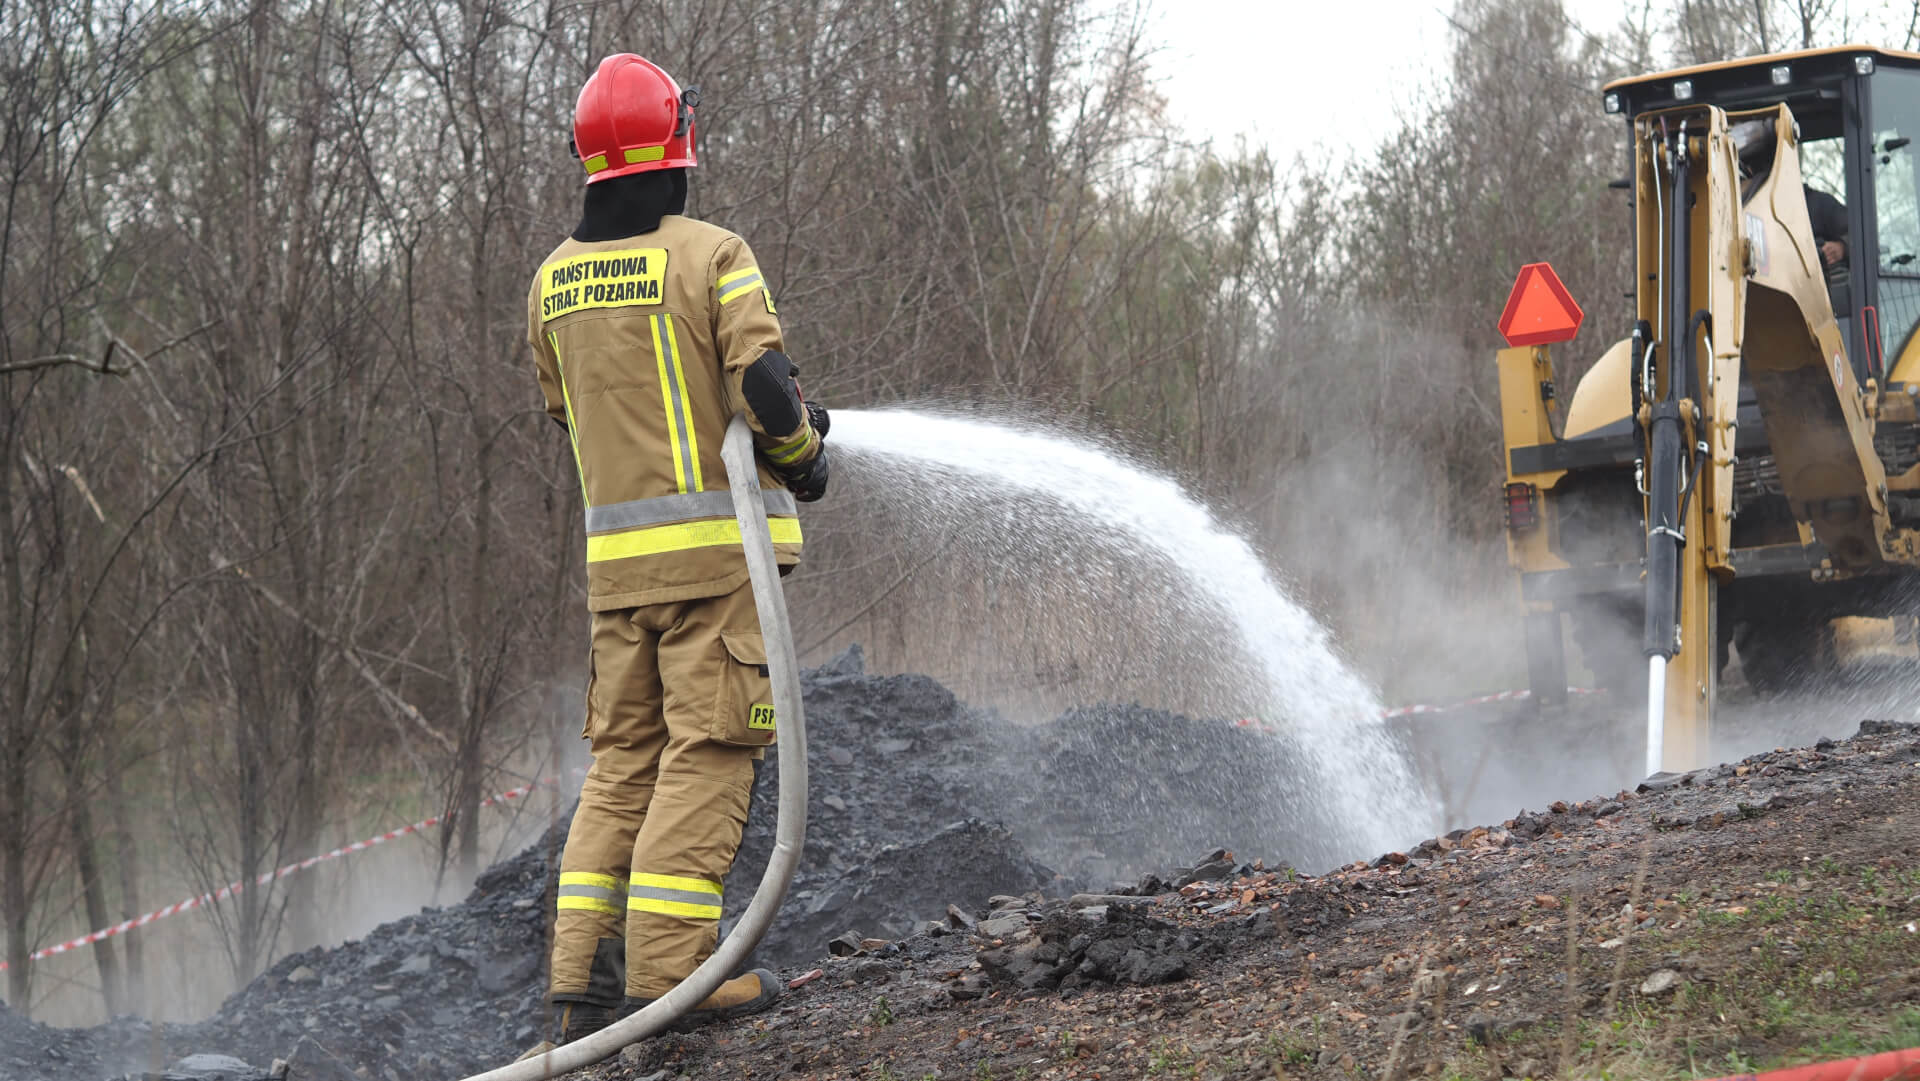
527;215;820;611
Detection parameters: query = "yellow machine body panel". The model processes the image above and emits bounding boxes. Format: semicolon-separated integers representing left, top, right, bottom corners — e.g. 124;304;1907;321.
1498;344;1568;576
1562;338;1633;439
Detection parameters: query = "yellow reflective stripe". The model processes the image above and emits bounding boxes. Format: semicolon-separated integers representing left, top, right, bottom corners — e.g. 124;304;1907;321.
651;315;689;493
586;516;803;563
716;266;764;305
766;428;814;466
628;897;723;920
629;873;724;919
558;871;627;892
717;274;764;305
549;333;589;508
631;872;722;895
662;314;703;490
556;896;625;917
585;147;664;172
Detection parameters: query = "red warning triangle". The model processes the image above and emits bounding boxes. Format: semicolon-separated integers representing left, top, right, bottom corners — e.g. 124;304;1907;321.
1497;263;1584;347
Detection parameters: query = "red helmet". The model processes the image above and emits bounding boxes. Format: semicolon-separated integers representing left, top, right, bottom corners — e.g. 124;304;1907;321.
573;54;698;183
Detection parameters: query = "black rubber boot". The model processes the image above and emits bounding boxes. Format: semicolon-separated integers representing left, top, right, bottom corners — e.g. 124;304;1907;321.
517;1000;617;1060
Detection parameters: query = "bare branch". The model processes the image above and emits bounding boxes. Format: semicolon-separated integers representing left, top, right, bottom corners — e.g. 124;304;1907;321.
219;556;455;753
0;344;119;377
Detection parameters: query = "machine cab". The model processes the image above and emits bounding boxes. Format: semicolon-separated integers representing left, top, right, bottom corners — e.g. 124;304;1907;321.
1604;46;1920;393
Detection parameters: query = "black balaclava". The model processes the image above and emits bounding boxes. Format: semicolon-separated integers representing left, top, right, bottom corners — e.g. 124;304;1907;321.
573;168;688;242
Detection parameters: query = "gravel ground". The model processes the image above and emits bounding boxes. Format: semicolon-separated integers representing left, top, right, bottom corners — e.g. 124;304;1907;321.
566;717;1920;1081
11;655;1913;1081
2;647;1334;1081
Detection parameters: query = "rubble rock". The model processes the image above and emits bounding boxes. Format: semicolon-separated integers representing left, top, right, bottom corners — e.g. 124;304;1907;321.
1640;969;1684;995
768;819;1056;961
976;915;1032;940
1066;894;1155;909
976;901;1231;992
828;931;868;957
162;1054;269;1081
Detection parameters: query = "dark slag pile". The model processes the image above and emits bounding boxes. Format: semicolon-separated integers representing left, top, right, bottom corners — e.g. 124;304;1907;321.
728;646;1339;963
7;646;1327;1081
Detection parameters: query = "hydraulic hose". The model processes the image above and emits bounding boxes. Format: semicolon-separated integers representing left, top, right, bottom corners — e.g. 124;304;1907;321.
459;414;808;1081
1642;130;1693;777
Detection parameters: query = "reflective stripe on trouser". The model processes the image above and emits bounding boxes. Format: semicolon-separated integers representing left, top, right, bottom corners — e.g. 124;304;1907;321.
548;579;763;1003
557;871;627;916
629;872;723;919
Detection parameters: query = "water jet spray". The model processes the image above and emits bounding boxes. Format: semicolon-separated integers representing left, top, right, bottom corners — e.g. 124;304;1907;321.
828;408;1434;857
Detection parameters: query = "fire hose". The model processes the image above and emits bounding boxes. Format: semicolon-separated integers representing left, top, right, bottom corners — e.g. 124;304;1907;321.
459;414;808;1081
1699;1047;1920;1081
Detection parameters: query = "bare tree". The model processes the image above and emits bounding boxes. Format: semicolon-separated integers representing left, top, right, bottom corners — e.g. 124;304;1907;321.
0;0;209;1015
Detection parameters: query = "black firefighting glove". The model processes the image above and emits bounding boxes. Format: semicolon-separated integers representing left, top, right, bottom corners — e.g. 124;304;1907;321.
805;400;830;441
775;444;830;503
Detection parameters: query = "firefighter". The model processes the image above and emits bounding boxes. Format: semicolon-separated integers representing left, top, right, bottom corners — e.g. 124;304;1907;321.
521;53;829;1054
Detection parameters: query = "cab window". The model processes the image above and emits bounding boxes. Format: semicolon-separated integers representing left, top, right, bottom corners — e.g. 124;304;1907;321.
1870;68;1920;366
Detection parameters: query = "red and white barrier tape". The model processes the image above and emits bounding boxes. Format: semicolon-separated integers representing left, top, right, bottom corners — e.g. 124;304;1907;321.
15;686;1604;970
3;774;571;971
1379;685;1605;720
1233;686;1605;736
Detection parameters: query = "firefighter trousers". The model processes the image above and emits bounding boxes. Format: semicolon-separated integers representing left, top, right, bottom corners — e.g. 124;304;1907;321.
550;578;773;1005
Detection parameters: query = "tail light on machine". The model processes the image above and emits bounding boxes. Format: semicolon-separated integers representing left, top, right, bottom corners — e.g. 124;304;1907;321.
1504;482;1539;532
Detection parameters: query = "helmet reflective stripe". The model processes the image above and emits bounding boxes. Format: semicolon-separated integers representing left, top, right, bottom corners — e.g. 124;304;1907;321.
583;145;667;176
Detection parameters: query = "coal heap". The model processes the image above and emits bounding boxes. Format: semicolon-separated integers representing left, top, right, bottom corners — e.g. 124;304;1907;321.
730;645;1339;967
7;647;1326;1081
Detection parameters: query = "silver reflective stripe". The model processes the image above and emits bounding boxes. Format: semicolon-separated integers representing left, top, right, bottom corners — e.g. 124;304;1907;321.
653;315;701;490
585;489;797;534
717;272;764;303
629;884;725;910
557;883;622;901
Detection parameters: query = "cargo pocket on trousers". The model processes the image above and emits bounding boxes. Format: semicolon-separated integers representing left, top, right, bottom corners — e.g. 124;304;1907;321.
714;630;777;747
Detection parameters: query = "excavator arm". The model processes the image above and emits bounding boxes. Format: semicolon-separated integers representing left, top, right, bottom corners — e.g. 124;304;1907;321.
1636;102;1907;773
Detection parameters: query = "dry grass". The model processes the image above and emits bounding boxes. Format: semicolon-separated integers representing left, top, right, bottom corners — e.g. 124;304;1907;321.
1428;858;1920;1081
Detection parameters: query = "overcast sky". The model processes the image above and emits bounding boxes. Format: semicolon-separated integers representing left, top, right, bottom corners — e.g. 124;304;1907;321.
1140;0;1920;163
1143;0;1633;162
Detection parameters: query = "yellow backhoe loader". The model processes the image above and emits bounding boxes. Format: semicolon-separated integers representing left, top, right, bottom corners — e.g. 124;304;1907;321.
1499;45;1920;775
